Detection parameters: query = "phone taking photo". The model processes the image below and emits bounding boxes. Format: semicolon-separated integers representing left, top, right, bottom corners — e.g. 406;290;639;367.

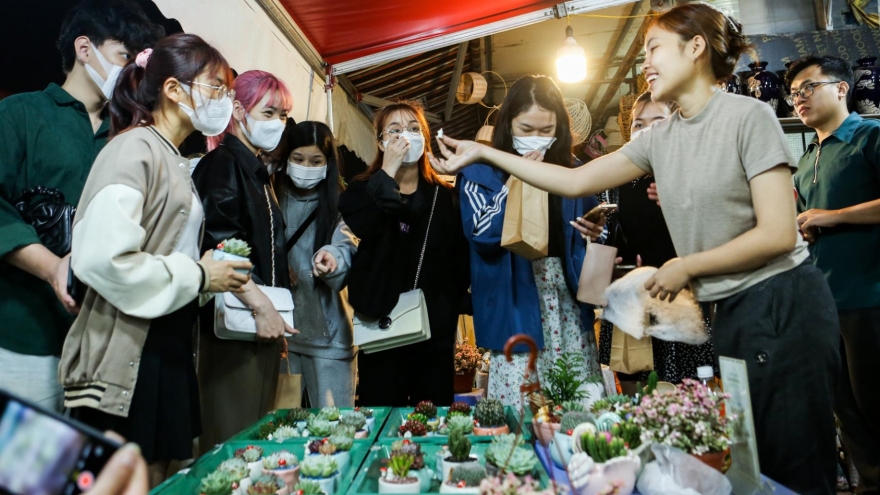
0;388;121;495
582;203;618;223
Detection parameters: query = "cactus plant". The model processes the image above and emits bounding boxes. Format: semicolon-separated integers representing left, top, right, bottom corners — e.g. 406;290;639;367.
318;406;340;421
414;401;438;419
217;458;250;480
474;398;506;428
287;408;311;423
262;451;298;470
328;434;353;452
580;431;628;463
300;455;338;479
306;415;333;437
610;421;641;449
271;425;300;441
199;470;237;495
339;411;366;431
331;424;356;437
218;238;252;257
391;440;424;470
235;445;264;463
292;480;324;495
446;428;472;462
445;415;474;434
406;412;429;426
247;474;285;494
448;465;488;487
398;419;427;437
447;402;472;418
560;411;594;434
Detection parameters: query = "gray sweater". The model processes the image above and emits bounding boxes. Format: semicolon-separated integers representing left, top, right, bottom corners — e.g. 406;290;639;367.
280;186;357;359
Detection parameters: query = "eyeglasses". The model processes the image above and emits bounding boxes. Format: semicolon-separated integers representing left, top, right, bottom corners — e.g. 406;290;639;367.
187;81;236;101
785;81;839;106
383;125;422;137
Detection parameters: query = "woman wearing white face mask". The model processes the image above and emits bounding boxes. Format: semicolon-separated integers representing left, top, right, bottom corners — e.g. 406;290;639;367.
457;75;603;409
191;70;297;454
273;121;357;407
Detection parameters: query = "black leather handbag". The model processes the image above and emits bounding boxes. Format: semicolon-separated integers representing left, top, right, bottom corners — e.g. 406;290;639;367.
13;186;76;257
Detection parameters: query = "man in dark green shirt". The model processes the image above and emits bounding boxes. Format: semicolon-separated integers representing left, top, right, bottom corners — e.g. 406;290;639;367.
788;55;880;493
0;0;162;410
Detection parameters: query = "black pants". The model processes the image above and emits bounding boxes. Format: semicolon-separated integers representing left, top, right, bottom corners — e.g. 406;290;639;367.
356;346;454;407
836;306;880;495
713;262;839;495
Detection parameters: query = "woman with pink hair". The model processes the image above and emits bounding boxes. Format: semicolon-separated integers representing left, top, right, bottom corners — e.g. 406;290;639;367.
192;70;296;454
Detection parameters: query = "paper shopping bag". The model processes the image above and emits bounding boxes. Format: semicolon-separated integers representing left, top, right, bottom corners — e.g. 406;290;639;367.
501;176;548;259
274;356;303;410
609;322;655;374
577;242;618;305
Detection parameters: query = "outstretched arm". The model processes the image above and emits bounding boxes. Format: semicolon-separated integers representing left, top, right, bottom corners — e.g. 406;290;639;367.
429;135;644;198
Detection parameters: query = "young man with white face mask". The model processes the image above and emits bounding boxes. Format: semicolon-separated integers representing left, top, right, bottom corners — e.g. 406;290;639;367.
0;0;162;412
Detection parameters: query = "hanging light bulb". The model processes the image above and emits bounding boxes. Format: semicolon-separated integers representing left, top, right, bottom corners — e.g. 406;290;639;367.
556;25;587;83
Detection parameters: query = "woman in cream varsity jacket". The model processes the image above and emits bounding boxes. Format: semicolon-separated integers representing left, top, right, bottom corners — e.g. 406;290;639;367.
59;34;250;486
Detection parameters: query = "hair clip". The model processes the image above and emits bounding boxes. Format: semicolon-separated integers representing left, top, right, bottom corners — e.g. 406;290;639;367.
135;48;153;68
699;2;740;34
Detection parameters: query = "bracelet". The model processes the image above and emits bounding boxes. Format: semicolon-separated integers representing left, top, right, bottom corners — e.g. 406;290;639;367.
196;262;210;292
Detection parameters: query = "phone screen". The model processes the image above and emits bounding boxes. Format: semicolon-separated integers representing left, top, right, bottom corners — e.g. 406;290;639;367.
0;392;118;495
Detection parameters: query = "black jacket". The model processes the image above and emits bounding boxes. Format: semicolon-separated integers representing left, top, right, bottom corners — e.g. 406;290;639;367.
192;134;289;289
339;171;470;351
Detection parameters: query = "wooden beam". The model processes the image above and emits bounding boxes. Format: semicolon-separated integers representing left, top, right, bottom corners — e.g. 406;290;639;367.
813;0;831;30
360;93;442;123
593;15;651;118
585;0;647;108
445;42;469;122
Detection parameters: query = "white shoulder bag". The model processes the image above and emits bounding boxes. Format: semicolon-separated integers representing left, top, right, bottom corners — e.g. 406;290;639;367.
353;186;438;354
214;185;294;340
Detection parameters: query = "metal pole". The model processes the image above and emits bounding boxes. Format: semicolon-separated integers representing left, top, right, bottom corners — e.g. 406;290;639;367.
324;64;335;132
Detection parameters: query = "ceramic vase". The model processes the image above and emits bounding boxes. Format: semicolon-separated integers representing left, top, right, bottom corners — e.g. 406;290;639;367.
720;73;741;94
746;61;781;111
378;476;420;494
854;57;880;114
534;421;560;447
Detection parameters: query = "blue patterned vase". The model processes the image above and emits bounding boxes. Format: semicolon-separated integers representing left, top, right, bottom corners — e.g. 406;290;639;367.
720;74;741;94
853;57;880;114
747;61;781;111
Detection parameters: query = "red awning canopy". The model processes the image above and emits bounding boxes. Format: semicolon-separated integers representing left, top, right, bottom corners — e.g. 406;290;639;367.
279;0;559;67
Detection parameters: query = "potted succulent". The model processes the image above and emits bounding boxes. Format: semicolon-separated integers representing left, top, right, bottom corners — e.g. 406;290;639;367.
480;473;561;495
398;419;428;438
331;423;356;438
440;465;487;494
437;415;474;436
262;451;300;491
288;408;311;429
327;434;354;473
269;425;302;442
235;445;266;478
484;435;539;479
473;398;509;436
217;457;251;482
339;411;368;438
247;474;289;495
414;401;440;430
291;480;324;495
388;440;432;492
199;470;237;495
446;402;472;419
319;406;340;424
589;394;633;416
454;343;482;393
355;407;376;431
533;405;561;447
306;415;333;438
441;428;479;482
214;239;252;274
549;411;594;468
567;428;641;495
378;452;420;494
299;455;339;495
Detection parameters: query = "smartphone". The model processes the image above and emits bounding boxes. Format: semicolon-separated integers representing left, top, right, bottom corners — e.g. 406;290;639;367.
583;203;618;223
0;388;121;495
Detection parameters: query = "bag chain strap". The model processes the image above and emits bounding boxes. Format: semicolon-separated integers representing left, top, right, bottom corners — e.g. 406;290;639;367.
413;186;439;291
263;185;277;288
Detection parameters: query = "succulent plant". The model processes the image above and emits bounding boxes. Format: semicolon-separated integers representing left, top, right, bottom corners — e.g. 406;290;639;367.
300;455;338;479
447;402;472;418
398;420;427;437
287;408;311;423
560;400;586;414
444;415;474;434
318;406;340;421
406;412;429;426
355;407;373;419
388;452;414;479
331;424;356;437
580;431;628;463
247;474;285;495
447;428;472;462
271;425;300;441
485;434;528;469
292;480;324;495
262;451;298;470
328;434;353;452
414;401;438;419
500;447;538;475
339;411;366;431
258;421;278;440
448;465;488;487
218;238;252;257
199;470;237;495
590;394;632;415
234;445;264;463
561;411;594;434
306;415;333;437
217;458;250;480
317;442;337;456
391;440;424;470
474;398;506;428
610;421;641;450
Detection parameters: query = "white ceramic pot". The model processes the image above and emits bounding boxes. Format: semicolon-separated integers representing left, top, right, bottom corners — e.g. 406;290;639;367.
263;466;300;491
440;482;481;494
440;456;479;483
233;477;251;495
355;429;369;439
567;452;640;495
212;250;251;274
378;476;421;494
332;451;351;474
549;432;573;468
301;473;339;495
247;459;264;479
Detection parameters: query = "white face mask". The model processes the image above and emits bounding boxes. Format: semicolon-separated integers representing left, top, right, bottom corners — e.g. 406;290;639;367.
240;114;285;151
178;84;234;137
287;161;327;189
512;135;557;156
85;41;124;100
381;131;426;166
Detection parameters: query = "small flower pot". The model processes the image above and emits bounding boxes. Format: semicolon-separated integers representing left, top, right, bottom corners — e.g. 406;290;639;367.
332;451;351;474
247;459;265;479
691;448;732;473
567;452;640;495
263;465;300;491
441;456;479;483
354;429;369;439
454;371;476;393
439;482;481;494
534;421;560;447
233;477;251;495
378;476;421;494
213;250;251;275
301;472;339;495
472;424;509;436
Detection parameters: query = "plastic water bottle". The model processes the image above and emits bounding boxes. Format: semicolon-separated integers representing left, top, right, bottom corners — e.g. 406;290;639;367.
697;365;725;416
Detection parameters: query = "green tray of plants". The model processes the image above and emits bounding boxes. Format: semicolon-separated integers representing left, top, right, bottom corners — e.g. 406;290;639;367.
376;401;532;444
151;440;371;495
347;432;549;494
230;407;392;443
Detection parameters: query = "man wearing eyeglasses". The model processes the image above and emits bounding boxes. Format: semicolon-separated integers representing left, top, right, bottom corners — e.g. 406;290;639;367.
787;55;880;493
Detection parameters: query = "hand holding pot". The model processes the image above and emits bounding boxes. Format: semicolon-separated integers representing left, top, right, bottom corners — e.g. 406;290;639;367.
200;250;251;293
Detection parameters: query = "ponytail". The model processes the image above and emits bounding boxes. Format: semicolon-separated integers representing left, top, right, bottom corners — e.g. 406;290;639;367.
110;62;154;133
